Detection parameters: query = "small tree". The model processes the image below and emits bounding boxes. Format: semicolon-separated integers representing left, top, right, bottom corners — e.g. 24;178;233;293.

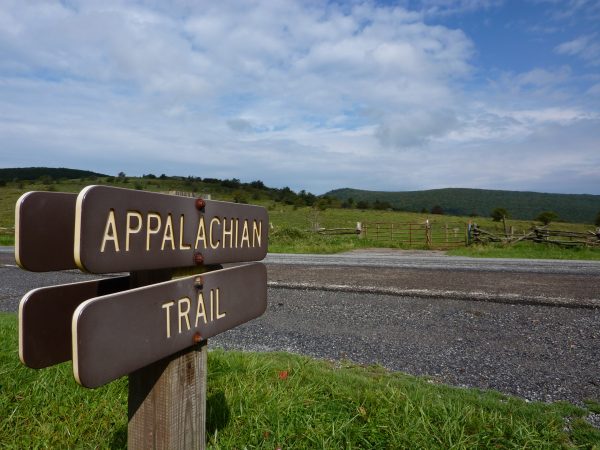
491;207;510;237
491;208;509;222
233;190;248;204
595;211;600;227
537;211;559;225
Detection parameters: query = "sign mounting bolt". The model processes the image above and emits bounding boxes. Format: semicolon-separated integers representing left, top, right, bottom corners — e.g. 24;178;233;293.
195;198;206;211
193;332;202;344
194;276;203;289
193;252;204;266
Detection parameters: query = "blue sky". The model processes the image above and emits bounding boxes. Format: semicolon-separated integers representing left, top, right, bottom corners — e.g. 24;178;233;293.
0;0;599;194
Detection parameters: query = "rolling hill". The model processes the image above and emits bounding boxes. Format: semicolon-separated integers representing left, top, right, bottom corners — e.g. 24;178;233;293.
0;167;107;182
325;187;600;224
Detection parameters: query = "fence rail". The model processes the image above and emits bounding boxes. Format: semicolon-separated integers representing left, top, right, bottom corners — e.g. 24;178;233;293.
472;225;600;248
362;222;466;248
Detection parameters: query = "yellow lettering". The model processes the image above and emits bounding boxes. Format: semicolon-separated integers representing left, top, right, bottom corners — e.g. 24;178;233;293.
253;220;262;248
125;211;143;252
179;215;191;250
210;289;214;322
209;217;221;249
146;213;161;251
195;217;207;249
161;214;175;250
100;209;120;252
177;297;191;333
195;292;207;326
162;301;174;338
240;220;250;248
222;218;234;249
234;218;239;248
215;288;226;319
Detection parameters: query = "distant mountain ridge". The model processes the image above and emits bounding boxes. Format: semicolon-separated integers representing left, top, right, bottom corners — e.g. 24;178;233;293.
326;187;600;224
0;167;107;182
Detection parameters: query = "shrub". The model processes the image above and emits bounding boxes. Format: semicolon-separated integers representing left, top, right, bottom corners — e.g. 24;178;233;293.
271;226;305;240
537;211;559;225
491;208;509;222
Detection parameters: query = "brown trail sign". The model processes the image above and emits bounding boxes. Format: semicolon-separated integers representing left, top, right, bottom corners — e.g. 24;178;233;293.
15;191;78;271
19;275;131;369
74;185;268;273
16;185;269;449
72;262;267;388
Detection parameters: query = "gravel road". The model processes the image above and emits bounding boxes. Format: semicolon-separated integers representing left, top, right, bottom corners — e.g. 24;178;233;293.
265;250;600;275
1;247;599;419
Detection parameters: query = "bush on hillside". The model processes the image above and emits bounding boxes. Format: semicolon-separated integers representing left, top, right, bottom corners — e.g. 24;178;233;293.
537;211;559;225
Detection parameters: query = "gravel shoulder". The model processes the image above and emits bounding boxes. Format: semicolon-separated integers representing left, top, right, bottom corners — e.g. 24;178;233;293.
2;248;599;415
211;287;600;408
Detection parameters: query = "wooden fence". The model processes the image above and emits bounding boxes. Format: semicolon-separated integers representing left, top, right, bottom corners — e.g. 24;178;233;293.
472;225;600;248
362;222;466;249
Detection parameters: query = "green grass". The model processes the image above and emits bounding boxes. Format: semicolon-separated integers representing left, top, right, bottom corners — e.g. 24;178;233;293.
0;313;129;448
268;226;426;253
2;178;599;259
449;242;600;260
1;313;599;448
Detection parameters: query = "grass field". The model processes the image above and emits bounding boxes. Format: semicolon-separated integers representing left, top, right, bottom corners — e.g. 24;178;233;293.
449;242;600;260
1;313;598;448
1;177;599;260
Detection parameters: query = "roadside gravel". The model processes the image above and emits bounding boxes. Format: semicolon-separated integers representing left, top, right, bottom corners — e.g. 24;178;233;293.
211;287;600;409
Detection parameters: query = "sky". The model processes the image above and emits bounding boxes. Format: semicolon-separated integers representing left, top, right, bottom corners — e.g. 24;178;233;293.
0;0;599;195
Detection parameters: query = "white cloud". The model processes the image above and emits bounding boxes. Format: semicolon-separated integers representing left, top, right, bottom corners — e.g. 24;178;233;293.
415;0;504;17
0;1;474;144
546;0;600;21
555;34;600;65
376;110;459;148
0;0;598;194
588;82;600;95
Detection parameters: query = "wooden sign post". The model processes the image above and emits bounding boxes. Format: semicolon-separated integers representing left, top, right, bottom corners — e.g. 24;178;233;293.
16;186;269;450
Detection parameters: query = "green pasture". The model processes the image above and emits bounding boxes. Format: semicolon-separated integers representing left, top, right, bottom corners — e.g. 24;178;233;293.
1;313;598;448
1;178;599;260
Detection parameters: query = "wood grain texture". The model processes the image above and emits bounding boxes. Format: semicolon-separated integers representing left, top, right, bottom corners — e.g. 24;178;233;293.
128;343;207;450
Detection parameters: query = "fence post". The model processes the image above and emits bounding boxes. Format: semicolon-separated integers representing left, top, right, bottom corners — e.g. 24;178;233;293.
425;220;432;248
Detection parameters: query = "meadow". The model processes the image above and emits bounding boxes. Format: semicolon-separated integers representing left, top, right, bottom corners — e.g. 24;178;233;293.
1;176;599;260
